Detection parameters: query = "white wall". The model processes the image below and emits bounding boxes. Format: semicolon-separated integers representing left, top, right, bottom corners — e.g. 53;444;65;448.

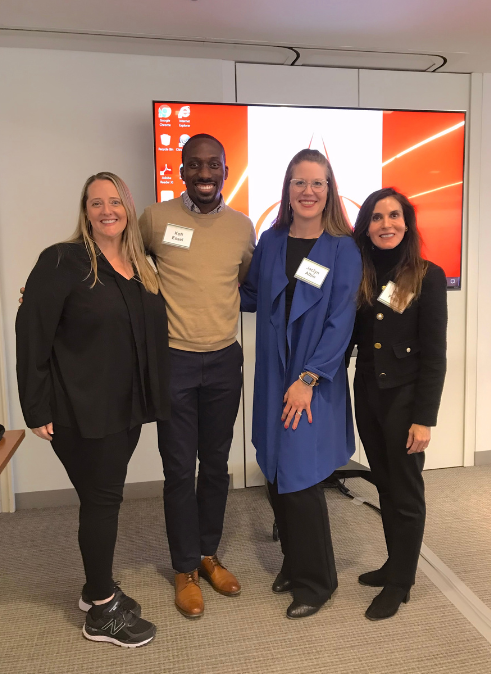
0;48;237;495
475;73;491;456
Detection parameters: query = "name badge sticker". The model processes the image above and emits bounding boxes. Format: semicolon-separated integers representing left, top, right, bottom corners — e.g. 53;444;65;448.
162;223;194;249
294;258;330;289
377;280;414;314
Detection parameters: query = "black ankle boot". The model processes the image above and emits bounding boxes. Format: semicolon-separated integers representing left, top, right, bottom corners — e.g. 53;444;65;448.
272;572;293;594
358;561;389;587
365;585;411;621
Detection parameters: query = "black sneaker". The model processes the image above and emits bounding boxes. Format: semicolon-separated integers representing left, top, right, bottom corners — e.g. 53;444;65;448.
82;590;156;648
79;583;141;617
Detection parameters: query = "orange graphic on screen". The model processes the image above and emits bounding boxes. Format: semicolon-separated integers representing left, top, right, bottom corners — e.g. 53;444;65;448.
154;103;249;214
382;111;465;278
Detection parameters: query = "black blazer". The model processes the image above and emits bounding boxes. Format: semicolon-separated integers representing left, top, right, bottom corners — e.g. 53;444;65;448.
350;261;447;427
16;243;170;438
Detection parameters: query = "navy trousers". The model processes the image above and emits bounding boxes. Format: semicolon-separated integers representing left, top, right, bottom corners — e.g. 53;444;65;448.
157;342;243;573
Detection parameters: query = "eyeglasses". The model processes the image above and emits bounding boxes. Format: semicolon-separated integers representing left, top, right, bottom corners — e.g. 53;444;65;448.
290;179;329;193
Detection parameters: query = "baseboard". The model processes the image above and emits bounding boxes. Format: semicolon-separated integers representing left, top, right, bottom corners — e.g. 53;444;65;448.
15;486;80;510
474;450;491;466
15;480;164;510
14;474;234;510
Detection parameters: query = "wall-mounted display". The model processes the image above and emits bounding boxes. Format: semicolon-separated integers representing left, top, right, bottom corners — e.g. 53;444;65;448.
153;102;465;289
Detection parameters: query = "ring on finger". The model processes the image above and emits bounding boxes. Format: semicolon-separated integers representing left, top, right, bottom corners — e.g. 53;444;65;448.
295;411;302;417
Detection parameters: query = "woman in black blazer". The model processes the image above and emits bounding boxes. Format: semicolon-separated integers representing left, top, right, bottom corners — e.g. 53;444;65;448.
16;172;170;648
351;187;447;621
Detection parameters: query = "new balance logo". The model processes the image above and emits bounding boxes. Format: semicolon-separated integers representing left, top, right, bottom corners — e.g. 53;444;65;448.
102;618;125;635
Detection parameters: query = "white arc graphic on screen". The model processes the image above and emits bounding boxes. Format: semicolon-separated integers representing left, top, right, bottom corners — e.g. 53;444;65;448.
409;181;463;199
226;169;248;206
382;121;465;166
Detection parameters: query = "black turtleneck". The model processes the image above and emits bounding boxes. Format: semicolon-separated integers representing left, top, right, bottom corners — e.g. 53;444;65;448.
355;242;404;372
370;242;404;283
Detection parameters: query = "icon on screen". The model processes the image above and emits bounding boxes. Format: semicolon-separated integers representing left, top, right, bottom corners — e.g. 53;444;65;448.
178;105;190;119
179;134;191;147
158;105;172;118
160;190;175;202
160;164;172;176
160;134;171;146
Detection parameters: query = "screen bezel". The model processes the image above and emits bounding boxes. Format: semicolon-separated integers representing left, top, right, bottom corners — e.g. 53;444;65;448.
152;100;467;290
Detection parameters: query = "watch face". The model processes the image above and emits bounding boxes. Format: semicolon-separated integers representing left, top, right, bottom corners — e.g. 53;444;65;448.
303;373;314;385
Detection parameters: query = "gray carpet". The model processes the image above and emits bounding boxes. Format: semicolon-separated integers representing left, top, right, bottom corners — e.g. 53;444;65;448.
1;467;491;674
348;466;491;610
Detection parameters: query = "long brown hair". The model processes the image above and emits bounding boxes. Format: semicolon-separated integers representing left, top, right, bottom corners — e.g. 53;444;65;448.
68;172;159;294
353;188;428;310
273;149;352;237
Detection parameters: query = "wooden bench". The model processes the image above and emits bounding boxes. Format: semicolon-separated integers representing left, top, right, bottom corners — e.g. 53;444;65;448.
0;429;25;475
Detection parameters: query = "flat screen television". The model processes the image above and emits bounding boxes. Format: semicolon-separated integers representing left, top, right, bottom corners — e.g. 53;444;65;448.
153;101;465;289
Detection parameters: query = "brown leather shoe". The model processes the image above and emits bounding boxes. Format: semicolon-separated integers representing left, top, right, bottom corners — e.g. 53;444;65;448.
200;555;241;596
175;570;204;618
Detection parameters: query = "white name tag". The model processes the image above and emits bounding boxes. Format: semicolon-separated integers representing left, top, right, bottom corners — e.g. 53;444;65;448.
294;258;330;289
162;223;194;249
377;280;414;313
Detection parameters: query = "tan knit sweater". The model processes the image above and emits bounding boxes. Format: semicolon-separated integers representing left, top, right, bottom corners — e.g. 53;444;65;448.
139;198;256;352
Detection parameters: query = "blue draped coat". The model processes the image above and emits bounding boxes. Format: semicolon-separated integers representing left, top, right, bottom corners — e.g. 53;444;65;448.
240;227;362;494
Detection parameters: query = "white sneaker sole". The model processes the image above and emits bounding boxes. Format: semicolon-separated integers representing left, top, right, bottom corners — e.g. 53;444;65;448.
79;597;92;612
82;625;155;648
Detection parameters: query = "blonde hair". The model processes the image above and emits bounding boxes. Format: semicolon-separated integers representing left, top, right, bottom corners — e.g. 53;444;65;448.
68;172;159;294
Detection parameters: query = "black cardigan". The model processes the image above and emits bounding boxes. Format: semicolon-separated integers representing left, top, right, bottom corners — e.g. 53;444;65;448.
16;243;170;438
350;259;448;427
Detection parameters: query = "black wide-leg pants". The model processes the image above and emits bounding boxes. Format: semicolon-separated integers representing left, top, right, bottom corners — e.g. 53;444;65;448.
354;370;426;589
157;342;243;573
51;424;141;600
267;478;338;606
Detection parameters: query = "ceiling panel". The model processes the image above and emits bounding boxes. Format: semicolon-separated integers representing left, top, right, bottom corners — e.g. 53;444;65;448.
1;0;490;72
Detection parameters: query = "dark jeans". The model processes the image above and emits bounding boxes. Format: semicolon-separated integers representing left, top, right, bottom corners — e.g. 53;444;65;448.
267;478;338;606
354;370;426;589
157;342;243;573
51;424;141;600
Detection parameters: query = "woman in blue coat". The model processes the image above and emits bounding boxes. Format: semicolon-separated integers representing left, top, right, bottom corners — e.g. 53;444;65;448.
240;149;362;619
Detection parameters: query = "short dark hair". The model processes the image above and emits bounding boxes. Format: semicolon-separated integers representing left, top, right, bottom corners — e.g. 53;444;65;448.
181;134;226;164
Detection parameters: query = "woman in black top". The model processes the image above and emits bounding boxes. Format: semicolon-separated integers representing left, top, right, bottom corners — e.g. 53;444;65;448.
351;187;447;621
16;172;170;648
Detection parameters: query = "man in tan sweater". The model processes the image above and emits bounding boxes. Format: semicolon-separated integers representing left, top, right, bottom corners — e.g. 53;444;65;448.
139;134;255;618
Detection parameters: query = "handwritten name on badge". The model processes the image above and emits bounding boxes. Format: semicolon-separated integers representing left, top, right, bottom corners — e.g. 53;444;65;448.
163;223;194;249
377;280;414;313
294;258;330;289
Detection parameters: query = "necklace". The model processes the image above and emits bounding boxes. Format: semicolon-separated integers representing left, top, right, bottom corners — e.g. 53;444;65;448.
289;226;322;240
